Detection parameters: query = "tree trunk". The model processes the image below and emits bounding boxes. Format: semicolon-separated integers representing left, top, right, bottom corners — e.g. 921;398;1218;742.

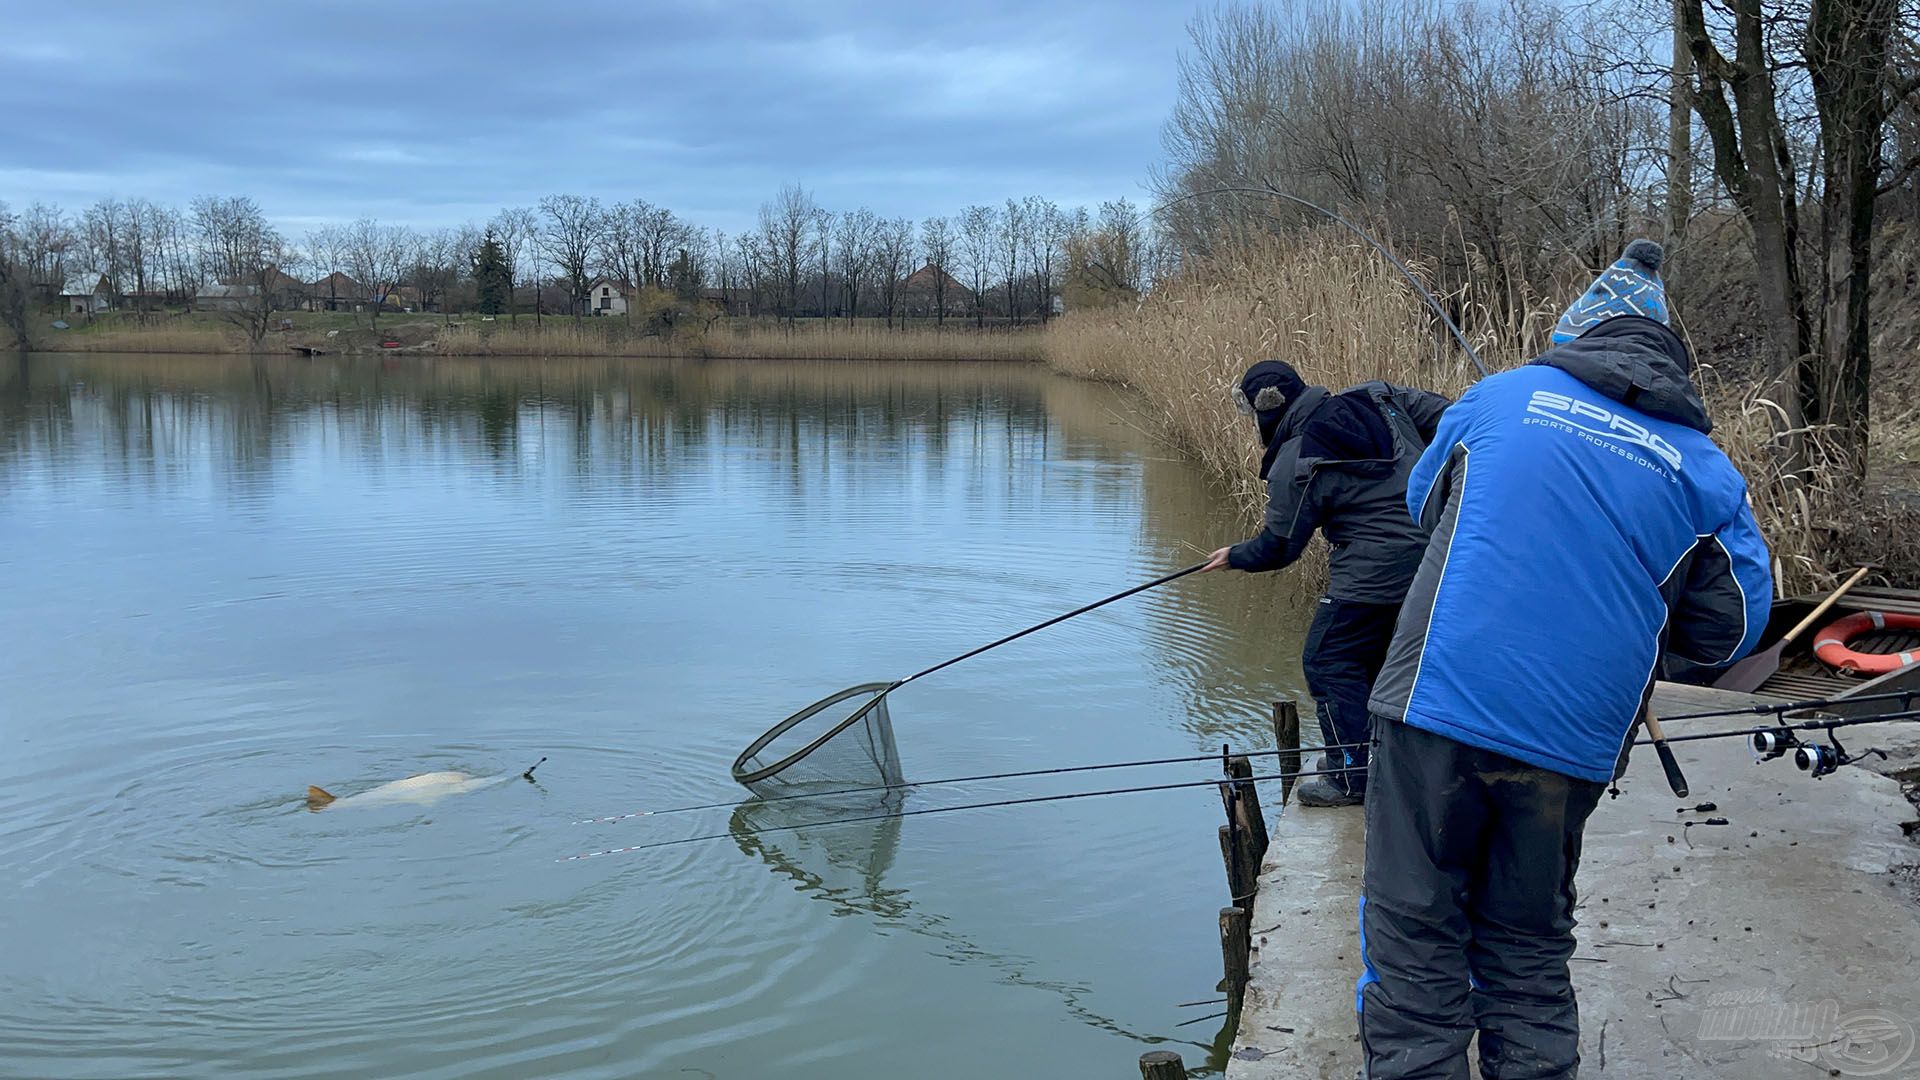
1807;0;1898;476
1666;0;1693;259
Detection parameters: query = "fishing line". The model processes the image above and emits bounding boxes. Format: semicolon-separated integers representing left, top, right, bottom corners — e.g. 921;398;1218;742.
578;739;1370;825
562;762;1364;862
1154;184;1490;378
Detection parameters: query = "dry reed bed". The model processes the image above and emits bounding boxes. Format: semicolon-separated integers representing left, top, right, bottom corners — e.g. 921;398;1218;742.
39;323;239;353
1043;231;1907;596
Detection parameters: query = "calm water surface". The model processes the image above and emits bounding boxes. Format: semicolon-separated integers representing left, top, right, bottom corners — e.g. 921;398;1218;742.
0;353;1308;1079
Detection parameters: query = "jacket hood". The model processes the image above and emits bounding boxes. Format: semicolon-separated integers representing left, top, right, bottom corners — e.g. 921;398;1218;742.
1529;315;1711;434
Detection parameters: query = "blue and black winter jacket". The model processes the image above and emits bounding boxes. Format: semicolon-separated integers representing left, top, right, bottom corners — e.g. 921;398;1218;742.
1367;317;1773;782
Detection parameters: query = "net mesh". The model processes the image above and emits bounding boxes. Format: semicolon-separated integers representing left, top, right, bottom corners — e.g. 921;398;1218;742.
731;682;905;794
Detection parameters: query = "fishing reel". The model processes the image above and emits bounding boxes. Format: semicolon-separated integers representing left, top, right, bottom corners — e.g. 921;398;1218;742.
1751;728;1800;762
1792;732;1888;779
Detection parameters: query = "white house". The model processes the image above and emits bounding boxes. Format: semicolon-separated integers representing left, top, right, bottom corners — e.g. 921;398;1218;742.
61;275;112;316
587;280;629;316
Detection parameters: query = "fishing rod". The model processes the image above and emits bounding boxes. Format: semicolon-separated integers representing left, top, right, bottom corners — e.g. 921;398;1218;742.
572;710;1920;861
606;692;1920;827
580;739;1371;825
1659;688;1920;722
1630;708;1920;748
1156;184;1491;378
563;761;1363;863
1631;709;1917;778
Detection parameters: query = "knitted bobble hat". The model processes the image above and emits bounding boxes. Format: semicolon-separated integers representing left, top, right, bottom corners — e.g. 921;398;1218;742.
1551;239;1670;345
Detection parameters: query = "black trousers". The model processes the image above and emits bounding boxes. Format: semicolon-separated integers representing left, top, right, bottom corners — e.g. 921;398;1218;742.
1302;598;1400;794
1358;718;1606;1080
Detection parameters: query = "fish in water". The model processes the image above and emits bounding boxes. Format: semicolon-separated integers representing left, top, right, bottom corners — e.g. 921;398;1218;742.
306;757;545;811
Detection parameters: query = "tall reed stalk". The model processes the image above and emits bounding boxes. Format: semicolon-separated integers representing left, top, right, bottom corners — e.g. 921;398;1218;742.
1044;230;1911;596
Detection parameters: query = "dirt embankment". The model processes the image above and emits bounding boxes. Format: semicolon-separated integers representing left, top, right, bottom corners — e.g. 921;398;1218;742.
290;320;442;355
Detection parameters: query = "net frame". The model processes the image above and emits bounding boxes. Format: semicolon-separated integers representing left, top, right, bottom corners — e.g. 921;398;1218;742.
731;681;904;789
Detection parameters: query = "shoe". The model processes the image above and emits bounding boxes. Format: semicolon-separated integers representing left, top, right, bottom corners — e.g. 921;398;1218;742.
1295;775;1364;807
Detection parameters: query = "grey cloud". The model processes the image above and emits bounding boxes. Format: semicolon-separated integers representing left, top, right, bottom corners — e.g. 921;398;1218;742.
0;0;1185;231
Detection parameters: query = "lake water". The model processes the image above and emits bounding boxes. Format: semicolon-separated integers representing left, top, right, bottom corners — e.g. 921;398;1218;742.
0;352;1309;1079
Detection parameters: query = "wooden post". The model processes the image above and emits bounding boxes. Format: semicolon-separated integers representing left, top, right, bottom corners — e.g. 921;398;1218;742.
1220;905;1251;1017
1218;814;1258;908
1272;700;1301;806
1139;1050;1189;1079
1226;754;1268;858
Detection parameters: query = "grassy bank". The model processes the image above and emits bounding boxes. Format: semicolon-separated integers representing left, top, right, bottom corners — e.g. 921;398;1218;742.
30;311;1044;363
435;319;1043;362
1043;231;1917;595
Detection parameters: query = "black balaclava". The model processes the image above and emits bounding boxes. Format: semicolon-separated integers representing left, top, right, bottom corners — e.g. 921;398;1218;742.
1239;360;1308;467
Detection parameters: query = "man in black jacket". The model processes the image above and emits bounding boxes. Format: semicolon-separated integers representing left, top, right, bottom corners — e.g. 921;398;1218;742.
1202;360;1450;806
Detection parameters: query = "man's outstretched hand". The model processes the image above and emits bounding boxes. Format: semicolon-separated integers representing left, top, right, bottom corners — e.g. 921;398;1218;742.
1201;546;1234;572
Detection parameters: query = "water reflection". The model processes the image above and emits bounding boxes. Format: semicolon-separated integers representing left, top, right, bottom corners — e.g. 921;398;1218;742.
0;351;1312;1079
727;792;1212;1061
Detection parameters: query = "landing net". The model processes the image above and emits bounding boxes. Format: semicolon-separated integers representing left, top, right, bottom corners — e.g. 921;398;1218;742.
730;681;904;795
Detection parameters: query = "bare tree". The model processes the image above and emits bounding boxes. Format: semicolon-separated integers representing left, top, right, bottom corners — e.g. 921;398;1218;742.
997;199;1027;324
635;202;683;289
209;213;288;350
491;207;538;324
1679;0;1916;468
408;228;466;322
601;201;647;322
342;219;411;328
921;215;955;324
959;205;995;329
1022;196;1062;321
757;184;817;324
833;208;878;323
191;196;274;287
813;207;833;320
874;216;915;329
0;201;34;349
306;225;348;312
538;194;606;320
82;198;126;310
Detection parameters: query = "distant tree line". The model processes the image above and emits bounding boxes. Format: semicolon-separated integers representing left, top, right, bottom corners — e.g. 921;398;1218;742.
0;186;1164;349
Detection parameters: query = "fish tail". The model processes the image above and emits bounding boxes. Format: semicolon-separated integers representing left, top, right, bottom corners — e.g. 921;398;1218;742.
306;785;337;810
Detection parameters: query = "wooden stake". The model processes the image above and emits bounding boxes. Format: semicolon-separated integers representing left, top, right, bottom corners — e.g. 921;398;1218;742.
1139;1050;1189;1079
1272;700;1301;806
1226;754;1268;858
1220;905;1251;1017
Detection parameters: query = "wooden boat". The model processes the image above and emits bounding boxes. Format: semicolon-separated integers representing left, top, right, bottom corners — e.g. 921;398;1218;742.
1697;584;1920;711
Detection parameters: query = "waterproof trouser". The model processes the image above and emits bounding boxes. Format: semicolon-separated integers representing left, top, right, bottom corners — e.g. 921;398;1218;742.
1357;718;1606;1080
1302;598;1400;795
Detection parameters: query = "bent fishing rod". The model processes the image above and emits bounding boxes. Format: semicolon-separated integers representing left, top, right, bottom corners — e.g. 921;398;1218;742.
890;560;1211;693
1154;184;1491;378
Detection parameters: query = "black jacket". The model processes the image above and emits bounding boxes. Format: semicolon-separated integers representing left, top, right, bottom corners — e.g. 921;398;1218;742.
1228;380;1451;603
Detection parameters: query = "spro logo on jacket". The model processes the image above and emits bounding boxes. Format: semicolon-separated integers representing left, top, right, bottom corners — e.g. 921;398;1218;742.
1524;389;1684;472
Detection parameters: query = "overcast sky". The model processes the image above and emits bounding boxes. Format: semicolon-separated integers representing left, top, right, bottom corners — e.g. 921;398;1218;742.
0;0;1191;235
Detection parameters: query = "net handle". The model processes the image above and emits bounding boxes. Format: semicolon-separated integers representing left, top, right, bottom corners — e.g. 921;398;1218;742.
896;561;1210;689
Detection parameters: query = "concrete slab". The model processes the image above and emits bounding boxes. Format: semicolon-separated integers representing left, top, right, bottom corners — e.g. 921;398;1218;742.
1227;683;1920;1080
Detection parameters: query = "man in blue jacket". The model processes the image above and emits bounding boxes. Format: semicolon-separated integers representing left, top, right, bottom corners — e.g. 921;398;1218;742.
1202;361;1450;806
1355;240;1773;1079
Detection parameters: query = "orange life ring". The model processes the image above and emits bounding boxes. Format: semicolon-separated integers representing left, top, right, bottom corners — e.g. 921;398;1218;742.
1811;611;1920;675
